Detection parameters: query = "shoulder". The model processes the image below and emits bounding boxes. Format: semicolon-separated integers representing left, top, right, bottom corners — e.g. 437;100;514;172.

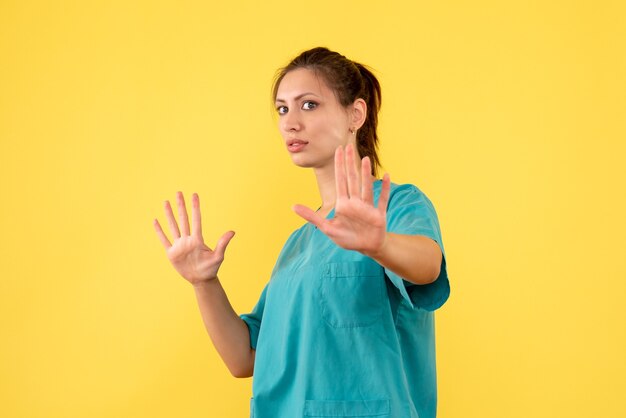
388;182;419;195
384;181;433;208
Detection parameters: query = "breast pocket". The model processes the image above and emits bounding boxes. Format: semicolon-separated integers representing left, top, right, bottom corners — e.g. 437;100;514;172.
318;260;385;328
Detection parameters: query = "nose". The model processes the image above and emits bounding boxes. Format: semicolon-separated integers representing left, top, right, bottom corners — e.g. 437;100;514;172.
280;109;302;134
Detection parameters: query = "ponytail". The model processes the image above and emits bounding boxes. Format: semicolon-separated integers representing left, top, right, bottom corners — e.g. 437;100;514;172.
354;63;382;177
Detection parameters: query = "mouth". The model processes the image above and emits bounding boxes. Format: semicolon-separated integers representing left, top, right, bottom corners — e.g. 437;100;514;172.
286;139;309;153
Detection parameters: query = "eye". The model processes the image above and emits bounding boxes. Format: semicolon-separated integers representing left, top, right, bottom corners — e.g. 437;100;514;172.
276;105;288;115
302;101;318;110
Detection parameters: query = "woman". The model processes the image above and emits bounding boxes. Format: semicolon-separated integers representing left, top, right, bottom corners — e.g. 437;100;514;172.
154;47;450;418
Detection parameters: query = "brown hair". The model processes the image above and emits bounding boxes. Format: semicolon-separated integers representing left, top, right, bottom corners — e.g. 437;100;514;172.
272;47;382;176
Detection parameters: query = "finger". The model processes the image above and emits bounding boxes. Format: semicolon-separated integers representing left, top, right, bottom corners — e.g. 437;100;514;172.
334;146;348;199
164;200;181;239
191;193;203;240
214;230;235;257
153;219;172;249
361;156;373;205
177;191;190;236
377;173;391;214
345;143;360;199
293;204;326;229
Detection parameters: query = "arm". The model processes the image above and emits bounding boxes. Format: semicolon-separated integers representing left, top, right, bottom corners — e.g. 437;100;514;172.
192;279;255;378
293;144;442;285
364;233;442;285
153;192;254;378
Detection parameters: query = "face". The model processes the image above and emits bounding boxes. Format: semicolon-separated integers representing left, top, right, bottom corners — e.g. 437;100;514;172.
275;68;355;170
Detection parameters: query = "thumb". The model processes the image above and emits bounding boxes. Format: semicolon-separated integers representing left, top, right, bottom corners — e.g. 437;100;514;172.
214;230;236;257
293;204;324;229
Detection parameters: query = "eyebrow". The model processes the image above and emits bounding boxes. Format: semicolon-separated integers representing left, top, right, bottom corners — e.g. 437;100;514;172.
275;92;320;103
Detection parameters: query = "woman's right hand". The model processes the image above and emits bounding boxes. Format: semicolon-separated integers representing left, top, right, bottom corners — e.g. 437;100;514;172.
153;192;235;286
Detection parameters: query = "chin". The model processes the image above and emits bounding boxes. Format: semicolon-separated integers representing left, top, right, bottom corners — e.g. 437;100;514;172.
288;152;334;171
289;154;315;169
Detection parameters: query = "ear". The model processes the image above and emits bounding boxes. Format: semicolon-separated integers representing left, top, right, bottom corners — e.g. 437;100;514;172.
350;98;367;130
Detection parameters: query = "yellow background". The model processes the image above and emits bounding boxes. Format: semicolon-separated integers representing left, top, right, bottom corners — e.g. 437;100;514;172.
1;1;625;417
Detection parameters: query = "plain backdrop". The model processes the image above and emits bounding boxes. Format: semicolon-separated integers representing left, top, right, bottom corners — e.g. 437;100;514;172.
1;1;625;417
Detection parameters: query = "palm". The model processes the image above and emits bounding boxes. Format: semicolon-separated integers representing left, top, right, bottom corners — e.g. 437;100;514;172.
293;144;390;255
166;236;220;282
324;197;386;252
154;192;234;285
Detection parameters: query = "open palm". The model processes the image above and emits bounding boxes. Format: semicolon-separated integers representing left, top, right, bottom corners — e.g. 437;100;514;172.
293;144;390;256
153;192;234;285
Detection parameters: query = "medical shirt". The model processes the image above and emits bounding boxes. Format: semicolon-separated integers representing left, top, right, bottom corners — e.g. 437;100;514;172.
240;181;450;418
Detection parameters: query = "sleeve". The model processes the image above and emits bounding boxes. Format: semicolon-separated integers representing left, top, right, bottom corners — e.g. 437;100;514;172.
239;284;268;350
383;184;450;311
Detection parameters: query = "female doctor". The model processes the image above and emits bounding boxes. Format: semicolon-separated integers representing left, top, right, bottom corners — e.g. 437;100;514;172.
153;47;450;418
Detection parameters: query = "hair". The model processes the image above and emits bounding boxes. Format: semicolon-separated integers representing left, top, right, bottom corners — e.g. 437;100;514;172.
272;47;382;176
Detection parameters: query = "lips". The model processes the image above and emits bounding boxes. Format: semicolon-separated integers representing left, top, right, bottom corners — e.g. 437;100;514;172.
286;139;309;152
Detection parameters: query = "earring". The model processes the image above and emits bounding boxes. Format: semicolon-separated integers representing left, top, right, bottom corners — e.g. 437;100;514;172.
349;128;356;135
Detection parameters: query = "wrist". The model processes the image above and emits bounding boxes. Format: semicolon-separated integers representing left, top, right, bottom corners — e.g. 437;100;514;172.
191;277;219;290
363;233;389;260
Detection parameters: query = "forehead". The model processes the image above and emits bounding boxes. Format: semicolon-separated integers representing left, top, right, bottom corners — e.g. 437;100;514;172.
276;68;333;100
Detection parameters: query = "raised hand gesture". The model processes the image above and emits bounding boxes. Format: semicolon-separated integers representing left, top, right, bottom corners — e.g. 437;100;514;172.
153;192;235;286
293;143;390;257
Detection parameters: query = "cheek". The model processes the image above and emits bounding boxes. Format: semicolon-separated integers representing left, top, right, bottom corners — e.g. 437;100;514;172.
328;118;350;138
318;114;347;135
277;118;287;133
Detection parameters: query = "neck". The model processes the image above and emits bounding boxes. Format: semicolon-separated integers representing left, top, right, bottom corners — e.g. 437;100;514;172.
312;149;363;217
313;165;336;217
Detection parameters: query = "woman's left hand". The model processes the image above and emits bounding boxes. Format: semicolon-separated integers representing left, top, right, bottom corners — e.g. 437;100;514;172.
293;143;391;256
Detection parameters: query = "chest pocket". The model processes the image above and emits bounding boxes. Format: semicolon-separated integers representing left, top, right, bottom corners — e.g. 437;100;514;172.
318;260;386;328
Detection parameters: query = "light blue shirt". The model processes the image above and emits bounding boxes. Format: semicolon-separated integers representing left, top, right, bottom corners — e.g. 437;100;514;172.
241;181;450;418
